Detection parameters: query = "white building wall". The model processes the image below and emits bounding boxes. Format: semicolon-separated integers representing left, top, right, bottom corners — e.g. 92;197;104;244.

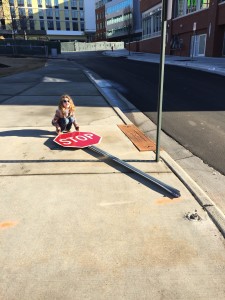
84;0;96;32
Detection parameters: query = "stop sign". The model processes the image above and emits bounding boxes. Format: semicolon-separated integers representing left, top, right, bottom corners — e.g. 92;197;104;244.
54;131;102;148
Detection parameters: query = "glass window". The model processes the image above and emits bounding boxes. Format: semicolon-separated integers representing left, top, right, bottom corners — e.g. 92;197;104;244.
54;0;58;7
46;0;52;7
142;6;162;39
72;10;78;19
17;0;24;6
64;10;70;19
71;0;77;8
47;20;54;30
55;9;59;19
10;7;16;18
27;0;32;6
29;19;34;30
19;7;26;16
20;17;27;30
73;22;78;30
198;34;206;55
38;0;42;7
46;9;53;18
79;0;83;9
28;8;33;17
56;20;60;30
39;9;44;18
79;11;84;19
40;20;45;30
106;0;132;15
66;21;70;30
174;0;209;17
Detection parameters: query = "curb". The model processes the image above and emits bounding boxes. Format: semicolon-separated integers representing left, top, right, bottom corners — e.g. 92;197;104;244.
160;151;225;238
85;68;225;238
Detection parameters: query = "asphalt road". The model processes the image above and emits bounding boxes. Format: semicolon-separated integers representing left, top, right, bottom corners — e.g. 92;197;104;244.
69;52;225;175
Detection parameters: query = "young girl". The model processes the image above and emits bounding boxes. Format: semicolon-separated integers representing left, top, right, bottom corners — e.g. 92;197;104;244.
52;94;79;134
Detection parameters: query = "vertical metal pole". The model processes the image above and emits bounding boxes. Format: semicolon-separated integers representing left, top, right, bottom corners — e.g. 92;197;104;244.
156;0;167;162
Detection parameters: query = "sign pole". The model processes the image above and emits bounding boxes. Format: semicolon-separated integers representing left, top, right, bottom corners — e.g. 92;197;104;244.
89;145;180;198
156;0;168;162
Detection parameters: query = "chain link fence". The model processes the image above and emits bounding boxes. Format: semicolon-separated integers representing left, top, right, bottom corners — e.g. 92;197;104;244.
0;44;48;57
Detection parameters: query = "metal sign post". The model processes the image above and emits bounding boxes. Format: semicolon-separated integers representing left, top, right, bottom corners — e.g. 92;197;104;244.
89;145;181;198
156;0;168;162
54;131;181;198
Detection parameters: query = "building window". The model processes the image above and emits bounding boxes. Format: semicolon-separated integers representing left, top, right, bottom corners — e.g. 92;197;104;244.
72;10;78;19
28;8;33;18
38;0;42;7
39;9;44;19
79;0;84;9
142;6;161;40
174;0;210;18
27;0;32;6
47;20;54;30
64;1;69;9
55;9;59;19
106;0;132;15
190;33;206;57
10;7;16;18
66;21;70;30
40;20;45;30
19;7;26;16
73;22;78;30
56;20;60;30
71;0;77;9
17;0;24;6
46;9;53;19
64;9;70;19
29;19;34;30
79;11;84;20
54;0;58;7
46;0;52;8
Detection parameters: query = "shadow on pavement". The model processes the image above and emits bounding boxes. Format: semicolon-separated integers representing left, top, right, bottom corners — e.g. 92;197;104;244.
0;129;55;138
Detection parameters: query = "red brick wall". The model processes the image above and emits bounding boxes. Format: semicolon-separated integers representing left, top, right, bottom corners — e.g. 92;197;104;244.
95;6;106;41
139;36;161;53
140;0;161;12
218;3;225;25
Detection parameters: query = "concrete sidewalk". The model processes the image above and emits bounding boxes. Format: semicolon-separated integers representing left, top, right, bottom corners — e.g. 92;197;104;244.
103;49;225;76
1;58;225;299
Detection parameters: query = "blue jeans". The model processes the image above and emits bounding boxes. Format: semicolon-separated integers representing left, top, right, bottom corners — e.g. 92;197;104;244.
58;117;74;132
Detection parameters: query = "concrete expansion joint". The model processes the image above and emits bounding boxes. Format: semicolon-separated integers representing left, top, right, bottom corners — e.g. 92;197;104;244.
175;154;195;162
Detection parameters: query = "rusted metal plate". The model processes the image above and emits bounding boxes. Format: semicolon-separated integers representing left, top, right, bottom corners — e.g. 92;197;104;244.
118;124;156;151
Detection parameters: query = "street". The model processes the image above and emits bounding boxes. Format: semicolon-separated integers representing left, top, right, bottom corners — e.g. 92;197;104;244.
69;51;225;176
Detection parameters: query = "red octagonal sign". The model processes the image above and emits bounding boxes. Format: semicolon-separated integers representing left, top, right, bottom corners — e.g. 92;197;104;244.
54;131;102;148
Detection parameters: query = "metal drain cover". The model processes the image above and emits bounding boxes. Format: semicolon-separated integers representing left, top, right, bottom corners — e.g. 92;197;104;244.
185;210;202;221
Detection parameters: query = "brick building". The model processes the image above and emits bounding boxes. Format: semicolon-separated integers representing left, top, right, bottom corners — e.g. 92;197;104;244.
95;0;112;41
131;0;225;57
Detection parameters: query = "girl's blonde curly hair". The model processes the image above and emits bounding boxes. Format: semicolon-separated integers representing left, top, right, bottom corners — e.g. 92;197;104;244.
58;94;76;116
